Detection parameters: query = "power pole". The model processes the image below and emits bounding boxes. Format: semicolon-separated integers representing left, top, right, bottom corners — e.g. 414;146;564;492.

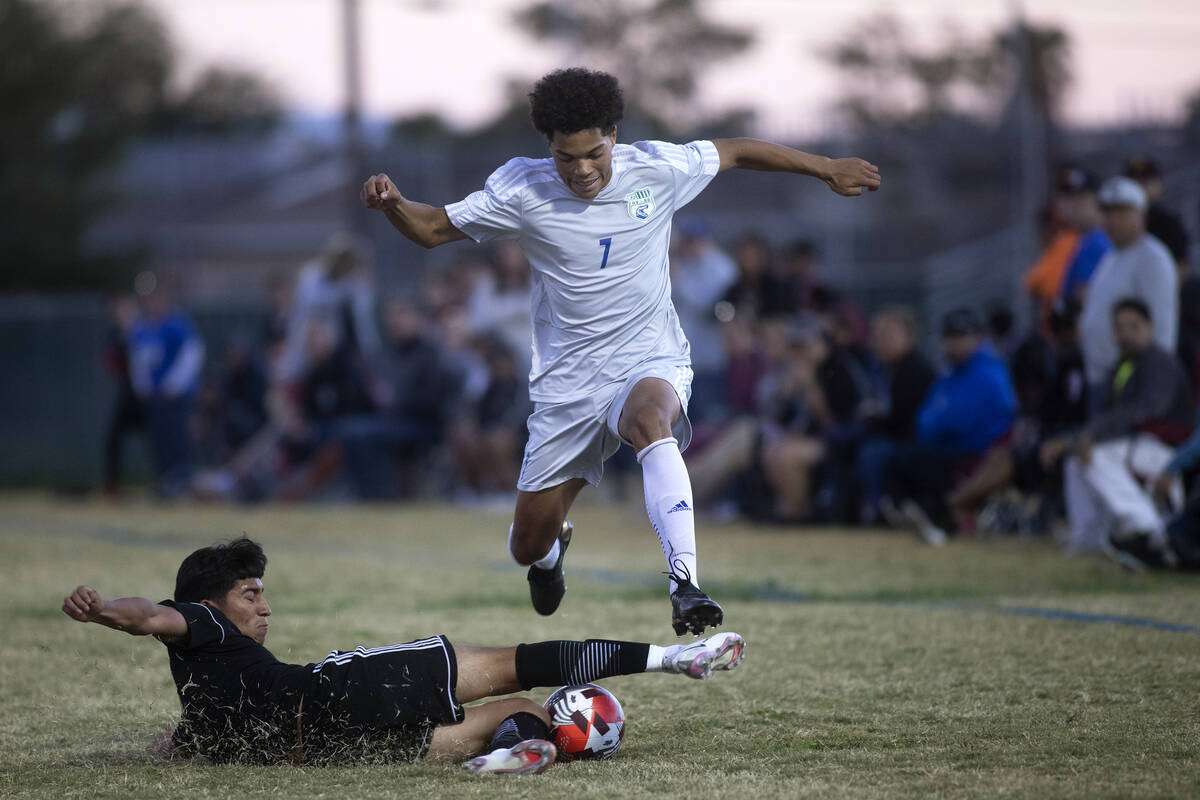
342;0;367;234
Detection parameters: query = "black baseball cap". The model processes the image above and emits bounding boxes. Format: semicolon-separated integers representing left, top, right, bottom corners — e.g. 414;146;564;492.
1123;156;1162;181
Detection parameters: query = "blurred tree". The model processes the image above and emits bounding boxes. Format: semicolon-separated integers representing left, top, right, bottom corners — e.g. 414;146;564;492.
821;13;1070;131
154;67;283;134
513;0;754;133
0;0;171;290
389;112;459;143
0;0;282;291
986;22;1071;124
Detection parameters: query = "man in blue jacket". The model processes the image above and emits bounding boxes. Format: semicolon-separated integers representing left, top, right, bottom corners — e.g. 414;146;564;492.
128;279;205;498
881;309;1017;544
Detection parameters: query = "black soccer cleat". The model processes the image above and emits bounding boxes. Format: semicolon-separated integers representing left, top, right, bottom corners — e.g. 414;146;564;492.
667;565;723;636
527;521;573;616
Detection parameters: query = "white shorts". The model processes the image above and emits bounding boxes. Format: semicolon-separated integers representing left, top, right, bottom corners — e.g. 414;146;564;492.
517;363;693;492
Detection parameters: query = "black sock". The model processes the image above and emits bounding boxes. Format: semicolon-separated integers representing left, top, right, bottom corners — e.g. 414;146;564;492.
515;639;651;691
489;711;551;750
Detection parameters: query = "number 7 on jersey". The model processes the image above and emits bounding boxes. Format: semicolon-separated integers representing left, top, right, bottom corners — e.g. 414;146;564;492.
598;237;613;269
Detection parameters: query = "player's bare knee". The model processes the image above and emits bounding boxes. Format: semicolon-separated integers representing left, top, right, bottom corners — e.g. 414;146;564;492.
509;523;558;565
626;403;672;451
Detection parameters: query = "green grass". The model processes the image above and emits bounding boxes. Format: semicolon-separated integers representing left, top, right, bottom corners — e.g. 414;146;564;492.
2;492;1199;799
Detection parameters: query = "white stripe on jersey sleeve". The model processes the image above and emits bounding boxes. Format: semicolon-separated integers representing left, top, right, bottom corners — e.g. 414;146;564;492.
184;601;226;645
632;140;720;178
445;157;557;243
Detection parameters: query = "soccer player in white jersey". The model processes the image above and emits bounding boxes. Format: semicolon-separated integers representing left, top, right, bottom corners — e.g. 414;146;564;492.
362;68;881;635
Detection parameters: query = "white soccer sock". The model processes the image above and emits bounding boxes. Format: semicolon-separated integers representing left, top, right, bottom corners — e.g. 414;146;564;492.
510;522;562;569
532;538;560;570
637;436;699;590
645;644;668;672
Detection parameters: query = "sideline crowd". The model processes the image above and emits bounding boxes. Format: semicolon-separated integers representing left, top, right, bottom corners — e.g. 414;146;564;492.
101;157;1200;570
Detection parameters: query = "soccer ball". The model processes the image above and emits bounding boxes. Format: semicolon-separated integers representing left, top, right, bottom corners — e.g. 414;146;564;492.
543;683;625;760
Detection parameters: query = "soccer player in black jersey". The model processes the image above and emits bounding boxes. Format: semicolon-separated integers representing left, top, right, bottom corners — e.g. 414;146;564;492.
61;537;744;773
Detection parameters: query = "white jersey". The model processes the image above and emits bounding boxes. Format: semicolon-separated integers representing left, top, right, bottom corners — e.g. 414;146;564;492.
445;140;721;402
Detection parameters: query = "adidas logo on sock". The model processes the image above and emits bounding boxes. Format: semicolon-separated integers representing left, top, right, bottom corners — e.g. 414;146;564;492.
667;500;691;514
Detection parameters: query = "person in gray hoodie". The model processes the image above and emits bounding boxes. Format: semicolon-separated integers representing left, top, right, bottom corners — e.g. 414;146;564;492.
1078;177;1177;409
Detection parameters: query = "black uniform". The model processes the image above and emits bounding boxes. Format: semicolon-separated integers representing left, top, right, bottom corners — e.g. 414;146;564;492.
160;601;463;764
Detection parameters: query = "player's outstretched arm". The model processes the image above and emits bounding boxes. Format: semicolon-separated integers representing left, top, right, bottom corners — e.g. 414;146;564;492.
361;172;468;249
713;138;881;197
61;585;187;639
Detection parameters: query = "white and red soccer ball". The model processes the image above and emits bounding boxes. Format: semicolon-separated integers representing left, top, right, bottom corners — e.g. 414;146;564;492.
543;683;625;760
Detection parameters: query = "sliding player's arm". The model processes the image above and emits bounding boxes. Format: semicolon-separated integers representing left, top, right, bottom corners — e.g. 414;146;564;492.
712;138;881;197
361;173;468;249
61;585;187;640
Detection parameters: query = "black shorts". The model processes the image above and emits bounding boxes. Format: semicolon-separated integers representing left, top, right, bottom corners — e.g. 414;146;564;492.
302;635;464;763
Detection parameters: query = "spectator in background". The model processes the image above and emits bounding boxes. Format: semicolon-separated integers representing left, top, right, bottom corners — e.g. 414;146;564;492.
101;294;144;498
299;318;373;427
789;320;865;523
773;239;828;313
337;299;462;500
219;334;269;454
856;307;936;524
1055;167;1112;304
128;278;205;498
1179;273;1200;393
686;317;788;515
468;241;534;379
261;274;293;366
721;233;791;321
671;218;736;422
1023;165;1087;317
1122;158;1200;391
1123;156;1190;270
190;324;353;506
1043;298;1194;566
986;302;1020;360
1079;177;1177;407
812;286;871;375
950;302;1088;534
451;336;530;500
278;233;380;383
752;319;827;522
882;309;1017;545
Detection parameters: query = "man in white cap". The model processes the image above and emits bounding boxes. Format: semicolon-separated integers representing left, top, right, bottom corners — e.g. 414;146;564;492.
1078;176;1177;410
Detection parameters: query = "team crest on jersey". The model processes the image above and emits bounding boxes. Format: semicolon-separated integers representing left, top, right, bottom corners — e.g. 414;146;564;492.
624;187;656;221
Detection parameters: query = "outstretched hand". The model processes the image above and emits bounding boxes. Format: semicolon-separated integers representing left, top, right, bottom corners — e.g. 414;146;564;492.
361;173;402;211
62;585;105;624
823;158;881;197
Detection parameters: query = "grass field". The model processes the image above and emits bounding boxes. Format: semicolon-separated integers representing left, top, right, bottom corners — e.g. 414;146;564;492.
2;492;1199;799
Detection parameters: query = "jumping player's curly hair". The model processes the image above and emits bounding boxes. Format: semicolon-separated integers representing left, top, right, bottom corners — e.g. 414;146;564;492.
174;536;267;603
529;68;624;139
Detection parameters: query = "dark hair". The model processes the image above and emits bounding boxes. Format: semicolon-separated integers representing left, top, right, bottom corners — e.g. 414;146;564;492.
941;307;984;337
174;537;267;603
529;68;624;139
1111;296;1152;322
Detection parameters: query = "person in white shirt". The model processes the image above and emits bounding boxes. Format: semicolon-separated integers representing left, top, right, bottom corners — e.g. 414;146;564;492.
361;68;881;635
277;233;381;384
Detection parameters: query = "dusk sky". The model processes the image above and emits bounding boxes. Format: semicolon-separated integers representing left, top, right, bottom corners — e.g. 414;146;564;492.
142;0;1200;138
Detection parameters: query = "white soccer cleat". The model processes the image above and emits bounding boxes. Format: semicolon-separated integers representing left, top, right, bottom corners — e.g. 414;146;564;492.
463;739;557;775
663;631;746;679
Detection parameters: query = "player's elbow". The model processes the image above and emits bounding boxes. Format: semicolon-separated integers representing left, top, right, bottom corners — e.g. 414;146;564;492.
414;227;450;249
